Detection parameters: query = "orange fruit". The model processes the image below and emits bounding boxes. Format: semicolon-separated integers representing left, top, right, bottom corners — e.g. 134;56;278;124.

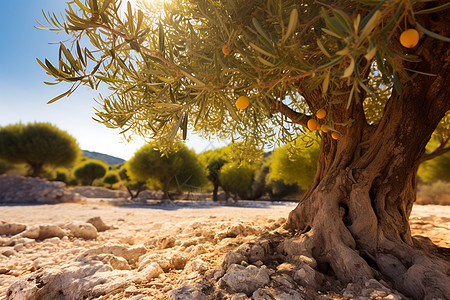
307;119;319;131
222;44;231;55
331;132;341;140
316;109;327;119
400;29;419;48
236;96;250;109
321;125;329;133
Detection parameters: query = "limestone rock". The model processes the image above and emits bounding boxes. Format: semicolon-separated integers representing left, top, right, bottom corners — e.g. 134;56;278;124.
140;262;163;280
6;261;134;299
77;245;147;265
38;224;65;240
69;186;128;198
92;254;131;270
219;264;271;296
87;216;110;232
293;265;321;288
0;222;26;236
185;258;208;274
168;285;207;300
0;174;81;204
252;287;305;300
66;221;98;240
17;225;40;239
222;251;248;270
230;293;249;300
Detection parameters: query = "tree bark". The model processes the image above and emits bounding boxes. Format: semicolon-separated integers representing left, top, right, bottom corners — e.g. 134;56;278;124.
29;163;43;177
285;14;450;299
212;182;219;201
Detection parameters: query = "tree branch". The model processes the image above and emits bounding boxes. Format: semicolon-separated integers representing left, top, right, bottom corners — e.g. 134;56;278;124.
418;138;450;164
269;98;310;127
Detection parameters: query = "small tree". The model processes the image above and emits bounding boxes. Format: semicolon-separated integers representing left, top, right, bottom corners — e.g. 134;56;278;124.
270;137;320;189
118;165;146;199
0;122;80;177
103;172;119;188
73;159;107;186
127;143;206;201
199;147;230;201
219;162;255;200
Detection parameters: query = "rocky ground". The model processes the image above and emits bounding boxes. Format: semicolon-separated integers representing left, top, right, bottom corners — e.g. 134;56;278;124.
0;201;449;300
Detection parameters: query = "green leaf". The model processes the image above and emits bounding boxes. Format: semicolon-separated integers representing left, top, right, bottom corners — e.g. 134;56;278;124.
393;73;402;94
283;8;298;42
47;89;71;104
252;17;272;44
359;0;386;31
44;59;61;76
170;114;184;140
73;0;89;12
182;113;188;140
76;41;86;67
346;84;355;109
158;22;165;52
222;96;240;122
95;75;119;83
414;3;450;14
416;22;450;42
249;42;276;58
60;43;79;71
100;0;113;14
317;55;344;69
317;39;331;58
341;58;355;78
137;10;144;31
44;81;59;85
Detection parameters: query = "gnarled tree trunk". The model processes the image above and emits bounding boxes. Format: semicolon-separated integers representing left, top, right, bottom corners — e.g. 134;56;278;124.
285;16;450;299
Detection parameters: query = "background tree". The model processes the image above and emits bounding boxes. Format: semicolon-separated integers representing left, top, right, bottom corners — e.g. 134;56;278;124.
40;0;450;298
270;137;320;189
73;159;107;186
0;122;80;177
252;154;300;200
127;143;206;201
418;135;450;183
103;171;119;188
199;147;229;201
219;162;255;200
118;165;146;199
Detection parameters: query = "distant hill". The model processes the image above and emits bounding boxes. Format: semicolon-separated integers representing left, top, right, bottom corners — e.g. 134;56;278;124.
82;150;125;165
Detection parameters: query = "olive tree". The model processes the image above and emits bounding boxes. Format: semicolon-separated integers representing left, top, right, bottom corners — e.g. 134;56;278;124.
74;159;107;185
39;0;450;298
118;165;146;199
199;147;229;201
270;137;320;189
127;142;206;201
0;122;80;177
103;171;119;188
219;162;255;200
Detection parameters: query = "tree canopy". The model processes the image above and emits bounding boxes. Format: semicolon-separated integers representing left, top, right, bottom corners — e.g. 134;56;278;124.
73;159;108;185
0;122;80;177
127;142;206;199
219;162;255;200
270;136;320;189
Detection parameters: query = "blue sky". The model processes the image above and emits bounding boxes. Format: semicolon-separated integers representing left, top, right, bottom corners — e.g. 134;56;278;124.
0;0;217;160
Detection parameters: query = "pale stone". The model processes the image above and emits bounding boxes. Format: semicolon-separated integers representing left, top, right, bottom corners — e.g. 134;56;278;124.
141;262;163;280
219;264;271;296
66;221;98;240
168;285;207;300
0;222;26;236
